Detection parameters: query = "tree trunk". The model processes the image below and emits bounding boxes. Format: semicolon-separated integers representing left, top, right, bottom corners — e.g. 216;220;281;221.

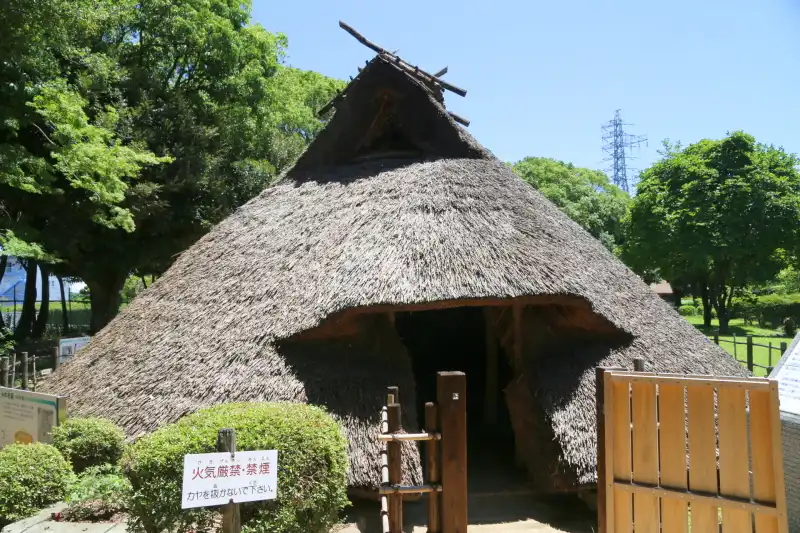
87;272;127;334
714;285;735;335
14;260;38;341
31;264;51;338
0;255;6;330
57;275;69;335
700;284;712;328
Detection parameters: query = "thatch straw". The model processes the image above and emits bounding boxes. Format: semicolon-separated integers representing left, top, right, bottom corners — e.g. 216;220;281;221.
42;53;747;491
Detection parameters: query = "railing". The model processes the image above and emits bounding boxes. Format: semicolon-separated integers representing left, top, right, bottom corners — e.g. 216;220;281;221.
379;372;467;533
0;349;61;390
709;334;788;374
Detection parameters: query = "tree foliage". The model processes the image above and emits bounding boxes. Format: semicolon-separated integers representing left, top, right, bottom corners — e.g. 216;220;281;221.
622;132;800;332
511;157;631;251
1;0;344;333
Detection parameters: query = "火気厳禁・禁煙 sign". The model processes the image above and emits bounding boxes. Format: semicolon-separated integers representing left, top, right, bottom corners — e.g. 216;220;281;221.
181;450;278;509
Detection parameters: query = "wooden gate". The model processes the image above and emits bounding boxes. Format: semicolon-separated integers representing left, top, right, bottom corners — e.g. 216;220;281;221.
379;371;468;533
597;369;788;533
597;368;789;533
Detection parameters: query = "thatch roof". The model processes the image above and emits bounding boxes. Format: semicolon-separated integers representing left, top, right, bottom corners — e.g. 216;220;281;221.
42;47;747;491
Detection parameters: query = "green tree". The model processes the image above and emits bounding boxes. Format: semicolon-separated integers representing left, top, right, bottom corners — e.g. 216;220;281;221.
2;0;344;333
622;132;800;332
511;157;631;251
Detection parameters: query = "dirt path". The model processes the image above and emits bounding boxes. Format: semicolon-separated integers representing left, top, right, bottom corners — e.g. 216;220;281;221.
334;493;597;533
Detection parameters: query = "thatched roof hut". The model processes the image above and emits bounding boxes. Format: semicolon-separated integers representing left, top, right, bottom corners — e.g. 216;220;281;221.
42;28;748;494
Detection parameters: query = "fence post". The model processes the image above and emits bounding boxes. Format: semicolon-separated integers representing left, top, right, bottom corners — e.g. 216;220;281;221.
217;428;241;533
781;342;788;357
746;335;754;372
53;347;60;372
425;402;441;533
714;334;720;345
1;357;8;388
21;352;29;390
387;401;403;533
437;371;467;533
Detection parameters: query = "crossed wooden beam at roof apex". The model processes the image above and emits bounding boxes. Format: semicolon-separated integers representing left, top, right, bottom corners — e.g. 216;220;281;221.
316;21;471;127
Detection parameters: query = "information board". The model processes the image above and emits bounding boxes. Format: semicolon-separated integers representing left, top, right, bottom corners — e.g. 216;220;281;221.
58;336;91;364
0;386;66;447
181;450;278;509
770;333;800;417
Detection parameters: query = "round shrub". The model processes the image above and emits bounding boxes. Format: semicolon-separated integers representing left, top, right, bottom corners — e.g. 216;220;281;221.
0;443;74;526
52;417;126;473
124;402;349;533
678;305;698;316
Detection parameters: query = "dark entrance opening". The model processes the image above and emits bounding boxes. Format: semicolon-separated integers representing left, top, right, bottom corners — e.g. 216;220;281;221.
394;306;522;490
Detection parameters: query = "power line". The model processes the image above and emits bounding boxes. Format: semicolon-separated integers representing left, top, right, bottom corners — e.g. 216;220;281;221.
601;110;647;194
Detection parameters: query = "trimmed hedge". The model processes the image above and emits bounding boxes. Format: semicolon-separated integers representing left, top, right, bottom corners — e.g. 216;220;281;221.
733;293;800;329
124;402;349;533
678;305;699;316
0;443;73;526
52;417;126;473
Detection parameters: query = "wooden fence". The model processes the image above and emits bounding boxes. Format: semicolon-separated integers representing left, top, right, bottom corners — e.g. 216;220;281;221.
0;348;60;391
380;372;467;533
710;334;788;374
597;363;788;533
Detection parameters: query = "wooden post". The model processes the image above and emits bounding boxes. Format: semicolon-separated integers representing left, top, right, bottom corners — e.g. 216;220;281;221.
437;371;467;533
1;357;8;388
483;309;498;426
387;386;399;406
714;334;720;345
633;358;645;372
21;352;29;390
53;347;60;372
387;402;403;533
425;402;441;533
781;341;788;357
596;367;608;533
217;428;241;533
746;335;754;372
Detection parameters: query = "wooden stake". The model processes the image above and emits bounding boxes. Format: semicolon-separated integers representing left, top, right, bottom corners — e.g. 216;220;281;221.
53;347;60;372
437;371;467;533
217;429;241;533
387;403;403;533
21;352;28;390
425;402;441;533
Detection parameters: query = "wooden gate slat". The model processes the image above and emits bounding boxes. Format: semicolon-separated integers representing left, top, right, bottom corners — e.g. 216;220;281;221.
751;390;779;533
718;388;751;533
688;386;719;533
659;384;688;533
631;381;659;533
611;379;633;533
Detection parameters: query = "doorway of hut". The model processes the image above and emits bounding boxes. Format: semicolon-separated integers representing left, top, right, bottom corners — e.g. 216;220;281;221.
394;306;528;493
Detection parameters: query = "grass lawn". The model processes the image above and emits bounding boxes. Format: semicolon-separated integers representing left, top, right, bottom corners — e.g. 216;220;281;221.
684;316;792;376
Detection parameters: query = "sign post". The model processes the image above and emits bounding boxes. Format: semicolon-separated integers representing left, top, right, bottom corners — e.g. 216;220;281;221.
181;429;277;532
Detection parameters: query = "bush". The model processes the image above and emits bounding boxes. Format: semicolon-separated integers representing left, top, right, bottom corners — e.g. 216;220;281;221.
733;293;800;329
0;443;74;526
678;305;698;316
785;317;798;338
124;402;349;533
63;465;131;522
52;417;126;473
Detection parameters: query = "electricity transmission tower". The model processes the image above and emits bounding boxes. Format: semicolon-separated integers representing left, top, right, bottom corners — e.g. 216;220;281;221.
601;110;647;194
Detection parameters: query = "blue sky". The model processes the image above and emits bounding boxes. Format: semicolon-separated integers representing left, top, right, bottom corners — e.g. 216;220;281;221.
253;0;800;183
